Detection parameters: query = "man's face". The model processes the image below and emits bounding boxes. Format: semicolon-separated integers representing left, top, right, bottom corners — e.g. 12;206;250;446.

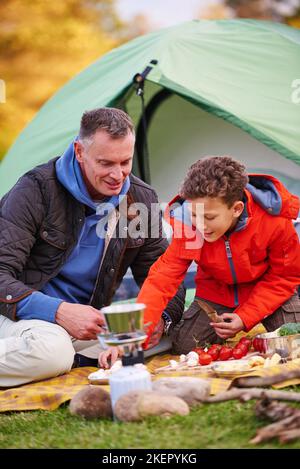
74;129;135;198
188;196;244;243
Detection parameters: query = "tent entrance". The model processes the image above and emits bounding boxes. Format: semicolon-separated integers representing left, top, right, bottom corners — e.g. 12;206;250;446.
122;81;300;204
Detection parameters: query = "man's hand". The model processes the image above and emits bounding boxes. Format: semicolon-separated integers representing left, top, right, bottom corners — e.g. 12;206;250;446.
210;313;244;339
98;346;123;369
56;302;106;340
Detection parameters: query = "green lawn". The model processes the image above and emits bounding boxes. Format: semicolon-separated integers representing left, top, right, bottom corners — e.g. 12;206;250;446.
1;394;300;449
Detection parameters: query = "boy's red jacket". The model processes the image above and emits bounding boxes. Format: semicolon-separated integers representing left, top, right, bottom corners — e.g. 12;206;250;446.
137;174;300;345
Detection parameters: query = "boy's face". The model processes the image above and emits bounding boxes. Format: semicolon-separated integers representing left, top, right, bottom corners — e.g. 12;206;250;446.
188;196;244;243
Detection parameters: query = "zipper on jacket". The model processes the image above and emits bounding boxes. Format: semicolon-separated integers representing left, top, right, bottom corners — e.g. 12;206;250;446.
224;238;239;306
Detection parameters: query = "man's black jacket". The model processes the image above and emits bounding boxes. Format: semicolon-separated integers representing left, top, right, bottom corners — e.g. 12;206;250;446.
0;158;185;323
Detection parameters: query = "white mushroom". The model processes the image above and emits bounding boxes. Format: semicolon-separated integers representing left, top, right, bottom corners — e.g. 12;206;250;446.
187;351;198;361
187;357;199;367
169;360;179;369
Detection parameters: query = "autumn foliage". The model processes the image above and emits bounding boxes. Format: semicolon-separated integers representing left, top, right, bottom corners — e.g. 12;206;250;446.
0;0;126;159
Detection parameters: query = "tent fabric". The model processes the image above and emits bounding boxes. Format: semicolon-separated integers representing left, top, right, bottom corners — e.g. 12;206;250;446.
0;19;300;197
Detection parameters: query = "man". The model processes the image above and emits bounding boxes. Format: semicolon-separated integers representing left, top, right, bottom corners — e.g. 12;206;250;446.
0;108;185;387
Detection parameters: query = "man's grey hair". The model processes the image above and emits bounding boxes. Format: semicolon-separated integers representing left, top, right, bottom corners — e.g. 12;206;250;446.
78;107;135;147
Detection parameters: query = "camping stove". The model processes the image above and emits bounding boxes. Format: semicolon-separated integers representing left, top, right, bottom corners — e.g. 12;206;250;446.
98;303;152;410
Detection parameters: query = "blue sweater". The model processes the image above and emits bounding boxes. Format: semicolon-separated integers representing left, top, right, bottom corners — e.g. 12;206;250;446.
17;140;130;322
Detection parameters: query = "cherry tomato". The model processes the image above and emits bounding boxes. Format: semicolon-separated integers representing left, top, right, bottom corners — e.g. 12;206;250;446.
253;338;264;353
198;352;213;366
207;348;219;361
218;346;232;361
232;348;244;360
209;344;222;350
238;337;252;348
209;344;222;353
235;343;248;357
193;347;204;357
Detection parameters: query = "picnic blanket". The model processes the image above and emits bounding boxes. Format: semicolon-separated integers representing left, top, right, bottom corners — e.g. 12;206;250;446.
0;356;300;413
0;367;100;412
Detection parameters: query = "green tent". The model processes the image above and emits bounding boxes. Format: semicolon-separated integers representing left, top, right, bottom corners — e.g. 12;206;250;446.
1;19;300;202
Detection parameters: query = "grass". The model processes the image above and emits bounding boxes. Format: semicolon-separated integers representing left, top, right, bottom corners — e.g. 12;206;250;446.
1;392;300;449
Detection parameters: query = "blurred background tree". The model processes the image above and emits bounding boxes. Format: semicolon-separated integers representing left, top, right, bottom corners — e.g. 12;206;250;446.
225;0;300;21
199;0;300;23
0;0;128;159
1;0;299;160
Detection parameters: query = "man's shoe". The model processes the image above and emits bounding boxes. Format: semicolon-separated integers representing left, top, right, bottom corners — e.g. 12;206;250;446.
72;353;99;368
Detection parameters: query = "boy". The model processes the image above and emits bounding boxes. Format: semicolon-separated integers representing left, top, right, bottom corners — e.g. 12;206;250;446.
99;156;300;365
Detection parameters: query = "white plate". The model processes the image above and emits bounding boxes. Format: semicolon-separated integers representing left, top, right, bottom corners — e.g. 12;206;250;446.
88;369;110;385
211;360;253;377
88;360;123;384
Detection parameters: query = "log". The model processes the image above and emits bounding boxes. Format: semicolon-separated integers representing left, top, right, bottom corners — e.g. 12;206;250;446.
250;398;300;444
203;387;300;403
250;414;300;444
279;428;300;443
235;368;300;388
254;398;299;421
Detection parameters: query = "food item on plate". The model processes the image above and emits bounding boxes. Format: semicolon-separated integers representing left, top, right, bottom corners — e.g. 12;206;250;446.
238;337;252;348
187;351;199;361
179;354;187;363
186;351;199;366
169;360;179;369
218;346;232;361
235;338;251;355
212;360;250;375
192;338;253;364
263;353;282;368
88;360;122;384
278;323;300;337
88;368;110;383
248;356;265;367
198;352;213;366
207;345;221;361
252;337;261;352
234;343;248;357
193;348;204;358
232;348;244;359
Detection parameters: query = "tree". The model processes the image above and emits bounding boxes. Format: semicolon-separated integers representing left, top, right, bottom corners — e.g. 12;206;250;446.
224;0;300;21
0;0;127;159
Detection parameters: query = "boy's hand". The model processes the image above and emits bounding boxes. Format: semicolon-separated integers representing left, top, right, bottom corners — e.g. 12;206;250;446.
210;313;244;339
98;346;123;369
144;317;164;350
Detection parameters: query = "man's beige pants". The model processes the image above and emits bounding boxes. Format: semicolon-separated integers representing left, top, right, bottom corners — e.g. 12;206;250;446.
0;316;102;388
0;316;172;388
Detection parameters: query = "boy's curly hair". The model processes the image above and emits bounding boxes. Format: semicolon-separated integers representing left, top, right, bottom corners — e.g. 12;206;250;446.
180;156;249;207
